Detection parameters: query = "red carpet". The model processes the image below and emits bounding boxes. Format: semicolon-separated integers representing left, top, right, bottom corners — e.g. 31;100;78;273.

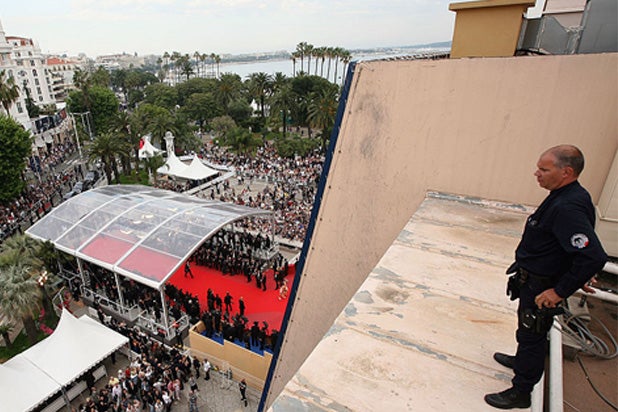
168;263;295;334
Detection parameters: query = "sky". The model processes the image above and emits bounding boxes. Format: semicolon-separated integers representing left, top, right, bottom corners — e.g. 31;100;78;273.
0;0;463;58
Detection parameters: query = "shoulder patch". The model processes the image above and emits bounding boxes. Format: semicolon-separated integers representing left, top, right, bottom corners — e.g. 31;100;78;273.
570;233;589;249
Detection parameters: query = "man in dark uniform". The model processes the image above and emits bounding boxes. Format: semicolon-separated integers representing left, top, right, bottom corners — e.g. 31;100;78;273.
485;145;607;409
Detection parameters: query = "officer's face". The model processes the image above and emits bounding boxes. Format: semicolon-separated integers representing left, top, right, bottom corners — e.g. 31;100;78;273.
534;152;569;191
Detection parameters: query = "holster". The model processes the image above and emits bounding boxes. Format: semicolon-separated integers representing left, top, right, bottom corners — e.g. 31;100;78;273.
520;306;565;334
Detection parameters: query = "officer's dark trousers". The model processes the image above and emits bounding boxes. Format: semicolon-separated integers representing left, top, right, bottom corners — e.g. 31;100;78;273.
512;276;553;393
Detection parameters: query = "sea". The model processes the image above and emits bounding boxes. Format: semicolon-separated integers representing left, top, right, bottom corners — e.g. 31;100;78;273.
215;48;449;81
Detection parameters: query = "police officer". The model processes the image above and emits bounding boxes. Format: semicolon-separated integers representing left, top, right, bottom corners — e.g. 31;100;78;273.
485;145;607;409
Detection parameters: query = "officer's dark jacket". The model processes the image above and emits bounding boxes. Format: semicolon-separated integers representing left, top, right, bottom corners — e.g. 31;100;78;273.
516;181;607;298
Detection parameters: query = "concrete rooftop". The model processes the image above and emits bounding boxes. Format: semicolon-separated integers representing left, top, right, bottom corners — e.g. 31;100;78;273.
271;193;533;411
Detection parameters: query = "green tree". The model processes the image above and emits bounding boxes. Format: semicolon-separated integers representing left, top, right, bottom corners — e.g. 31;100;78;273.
0;70;20;116
176;78;217;106
0;235;55;316
210;115;236;139
66;85;119;137
87;132;130;184
179;54;194;80
0;264;42;346
269;83;295;137
308;86;339;150
180;92;222;129
0;115;31;202
111;111;137;175
215;73;243;110
142;153;165;184
0;234;44;270
227;100;253;127
143;83;178;110
0;321;14;347
90;67;111;88
22;80;40;118
246;72;273;119
220;127;262;155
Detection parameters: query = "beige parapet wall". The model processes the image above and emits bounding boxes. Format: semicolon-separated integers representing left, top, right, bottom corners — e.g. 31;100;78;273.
189;322;272;389
264;53;618;409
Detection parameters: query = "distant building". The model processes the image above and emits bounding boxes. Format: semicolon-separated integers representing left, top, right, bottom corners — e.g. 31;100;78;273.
6;35;56;109
46;56;80;102
0;20;31;129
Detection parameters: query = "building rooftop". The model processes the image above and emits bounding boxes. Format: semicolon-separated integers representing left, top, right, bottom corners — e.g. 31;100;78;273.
272;193;525;410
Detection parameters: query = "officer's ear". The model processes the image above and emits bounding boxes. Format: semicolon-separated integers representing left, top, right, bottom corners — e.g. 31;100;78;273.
562;165;575;179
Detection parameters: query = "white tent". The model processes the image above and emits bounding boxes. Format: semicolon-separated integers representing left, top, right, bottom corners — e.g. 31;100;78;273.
158;155;219;181
175;156;219;180
157;152;187;176
0;309;129;411
138;135;164;159
0;355;60;412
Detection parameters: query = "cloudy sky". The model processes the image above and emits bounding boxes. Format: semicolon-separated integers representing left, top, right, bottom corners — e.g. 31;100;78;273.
2;0;545;58
0;0;465;57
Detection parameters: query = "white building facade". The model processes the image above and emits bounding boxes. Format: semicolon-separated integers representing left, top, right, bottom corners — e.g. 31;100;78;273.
0;20;31;129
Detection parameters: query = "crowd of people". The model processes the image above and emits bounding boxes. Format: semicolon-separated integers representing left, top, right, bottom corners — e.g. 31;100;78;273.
75;320;212;412
0;140;82;242
157;142;324;243
206;143;323;243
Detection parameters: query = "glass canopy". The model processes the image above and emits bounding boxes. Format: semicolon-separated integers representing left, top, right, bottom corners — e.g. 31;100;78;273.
26;185;272;289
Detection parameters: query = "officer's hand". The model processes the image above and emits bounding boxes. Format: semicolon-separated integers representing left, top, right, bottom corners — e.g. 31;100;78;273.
581;277;597;294
534;288;562;309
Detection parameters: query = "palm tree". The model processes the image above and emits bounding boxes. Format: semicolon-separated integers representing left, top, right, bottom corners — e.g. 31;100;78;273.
200;53;207;78
112;111;137;175
305;43;314;74
0;69;20;116
295;42;307;75
291;52;298;77
308;87;339;150
0;321;13;347
73;68;92;110
88;132;130;184
179;54;194;81
340;49;353;86
142;153;165;184
332;47;345;84
0;264;42;345
325;47;335;81
247;72;273;119
214;54;221;78
0;233;44;270
314;47;325;76
193;51;201;77
170;51;181;84
269;83;295;137
215;73;242;109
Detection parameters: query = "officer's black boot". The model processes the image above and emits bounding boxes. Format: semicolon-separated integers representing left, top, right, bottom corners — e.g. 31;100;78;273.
484;387;531;409
493;352;515;369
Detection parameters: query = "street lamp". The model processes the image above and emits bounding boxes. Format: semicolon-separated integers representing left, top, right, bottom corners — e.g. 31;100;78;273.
68;113;83;160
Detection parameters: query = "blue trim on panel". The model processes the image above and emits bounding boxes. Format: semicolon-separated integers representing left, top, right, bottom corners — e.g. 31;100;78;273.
257;61;358;412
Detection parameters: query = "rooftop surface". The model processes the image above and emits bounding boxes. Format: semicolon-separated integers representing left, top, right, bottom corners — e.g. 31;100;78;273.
270;193;617;411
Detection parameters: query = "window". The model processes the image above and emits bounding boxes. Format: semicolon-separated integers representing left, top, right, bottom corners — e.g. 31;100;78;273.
38;95;43;102
16;102;23;113
37;87;42;95
16;60;23;66
35;79;40;85
32;69;38;77
30;60;35;66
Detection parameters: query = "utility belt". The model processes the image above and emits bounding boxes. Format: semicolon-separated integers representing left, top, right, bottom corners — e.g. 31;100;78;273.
520;306;565;334
505;263;554;301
